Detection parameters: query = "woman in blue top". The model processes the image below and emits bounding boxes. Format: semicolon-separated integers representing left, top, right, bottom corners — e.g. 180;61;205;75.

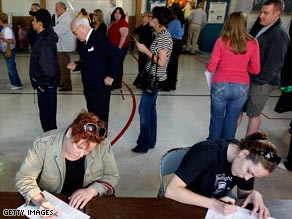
162;7;185;91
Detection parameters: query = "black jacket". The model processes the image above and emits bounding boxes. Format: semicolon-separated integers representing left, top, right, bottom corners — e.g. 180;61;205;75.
81;30;122;88
249;18;290;86
29;27;60;89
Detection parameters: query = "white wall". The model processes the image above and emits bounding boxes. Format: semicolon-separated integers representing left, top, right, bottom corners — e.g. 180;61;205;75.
0;0;144;16
1;0;151;26
2;0;40;16
230;0;291;31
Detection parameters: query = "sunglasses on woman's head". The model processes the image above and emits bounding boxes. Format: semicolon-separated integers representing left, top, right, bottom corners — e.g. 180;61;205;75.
83;122;106;137
253;150;281;165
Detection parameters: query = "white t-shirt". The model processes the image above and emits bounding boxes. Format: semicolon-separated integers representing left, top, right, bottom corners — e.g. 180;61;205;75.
0;26;16;51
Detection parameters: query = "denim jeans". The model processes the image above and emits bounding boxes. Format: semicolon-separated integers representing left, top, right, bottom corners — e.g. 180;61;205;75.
208;82;249;139
136;89;159;152
2;48;22;87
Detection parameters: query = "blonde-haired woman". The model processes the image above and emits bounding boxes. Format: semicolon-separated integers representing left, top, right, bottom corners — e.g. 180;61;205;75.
206;12;260;140
93;9;107;35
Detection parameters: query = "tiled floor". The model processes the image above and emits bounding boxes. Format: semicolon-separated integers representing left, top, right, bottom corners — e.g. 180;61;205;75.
0;51;291;201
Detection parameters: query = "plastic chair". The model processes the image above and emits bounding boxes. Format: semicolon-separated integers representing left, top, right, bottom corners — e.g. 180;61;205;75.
157;147;190;197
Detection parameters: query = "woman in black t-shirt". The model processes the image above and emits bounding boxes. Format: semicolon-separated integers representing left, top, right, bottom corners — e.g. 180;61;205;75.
165;132;280;219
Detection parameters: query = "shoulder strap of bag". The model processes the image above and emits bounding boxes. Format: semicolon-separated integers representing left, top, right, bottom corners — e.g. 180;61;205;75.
155;57;159;76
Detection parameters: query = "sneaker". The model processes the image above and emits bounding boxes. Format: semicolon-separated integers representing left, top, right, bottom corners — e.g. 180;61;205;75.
278;162;287;170
10;85;23;90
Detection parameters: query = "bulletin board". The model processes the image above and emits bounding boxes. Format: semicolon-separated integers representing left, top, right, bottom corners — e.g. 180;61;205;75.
252;0;292;14
147;0;167;11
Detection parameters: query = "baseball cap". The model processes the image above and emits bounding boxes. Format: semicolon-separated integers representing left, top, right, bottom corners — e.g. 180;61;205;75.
30;9;51;27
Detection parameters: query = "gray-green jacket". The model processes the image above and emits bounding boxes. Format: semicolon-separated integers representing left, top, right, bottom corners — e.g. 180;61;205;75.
15;128;119;203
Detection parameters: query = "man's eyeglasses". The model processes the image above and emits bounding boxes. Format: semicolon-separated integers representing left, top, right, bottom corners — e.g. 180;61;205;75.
253;150;281;165
83;122;106;137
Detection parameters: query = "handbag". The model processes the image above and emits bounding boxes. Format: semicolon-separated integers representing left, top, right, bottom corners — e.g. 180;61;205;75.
140;56;159;95
5;42;12;58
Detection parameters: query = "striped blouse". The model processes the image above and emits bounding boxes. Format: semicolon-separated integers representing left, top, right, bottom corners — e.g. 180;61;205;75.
145;29;173;81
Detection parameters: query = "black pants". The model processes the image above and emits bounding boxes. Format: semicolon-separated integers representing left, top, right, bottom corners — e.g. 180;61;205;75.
37;87;57;132
288;120;292;163
112;47;128;89
133;52;149;86
164;38;183;89
84;85;111;124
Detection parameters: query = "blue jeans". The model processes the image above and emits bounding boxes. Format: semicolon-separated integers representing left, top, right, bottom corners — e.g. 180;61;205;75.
2;48;22;87
136;89;159;152
208;83;249;139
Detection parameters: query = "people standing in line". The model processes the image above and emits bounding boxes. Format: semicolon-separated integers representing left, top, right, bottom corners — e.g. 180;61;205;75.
132;6;173;153
54;1;76;92
165;132;281;218
182;0;194;21
92;9;107;35
162;7;184;91
28;3;40;50
0;12;23;90
241;0;290;136
75;8;92;65
29;9;59;132
107;7;129;90
16;111;119;211
185;2;206;54
76;8;92;26
206;12;260;140
132;11;155;88
67;17;123;124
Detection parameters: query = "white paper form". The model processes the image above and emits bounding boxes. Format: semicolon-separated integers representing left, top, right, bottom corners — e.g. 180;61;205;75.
17;190;90;219
205;206;276;219
204;70;214;88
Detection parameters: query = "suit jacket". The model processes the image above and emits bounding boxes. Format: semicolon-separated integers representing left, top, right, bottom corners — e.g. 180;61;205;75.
81;30;123;89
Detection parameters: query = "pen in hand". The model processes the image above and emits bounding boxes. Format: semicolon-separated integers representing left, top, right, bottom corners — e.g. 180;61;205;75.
31;196;58;217
219;196;236;205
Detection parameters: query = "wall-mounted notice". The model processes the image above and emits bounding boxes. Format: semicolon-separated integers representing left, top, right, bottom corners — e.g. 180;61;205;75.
208;2;227;24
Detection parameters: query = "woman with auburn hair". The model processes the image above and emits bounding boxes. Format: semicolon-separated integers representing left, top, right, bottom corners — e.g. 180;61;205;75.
93;9;107;35
16;111;119;213
166;132;281;218
206;12;260;140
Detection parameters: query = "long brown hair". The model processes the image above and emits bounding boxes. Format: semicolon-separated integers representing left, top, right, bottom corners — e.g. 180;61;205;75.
93;9;104;24
239;132;280;172
221;12;255;54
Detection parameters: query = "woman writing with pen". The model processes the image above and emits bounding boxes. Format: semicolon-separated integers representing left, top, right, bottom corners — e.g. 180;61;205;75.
165;132;280;219
15;111;119;214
